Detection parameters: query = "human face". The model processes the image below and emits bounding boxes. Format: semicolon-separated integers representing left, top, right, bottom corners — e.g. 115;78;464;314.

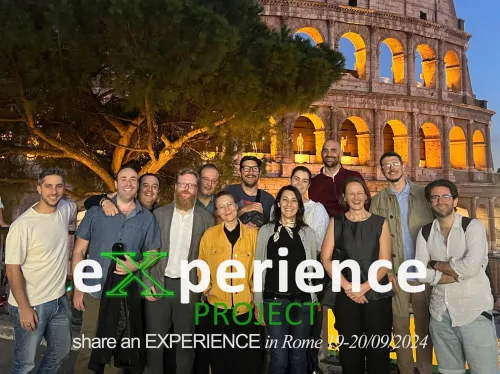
114;168;139;201
430;186;457;218
216;195;238;223
37;175;65;207
174;173;198;210
290;170;310;197
344;181;367;211
279;189;299;220
200;168;219;198
381;156;403;183
241;161;260;188
321;140;341;168
139;175;160;207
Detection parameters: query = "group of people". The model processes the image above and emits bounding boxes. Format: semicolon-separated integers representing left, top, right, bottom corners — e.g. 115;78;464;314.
3;138;498;374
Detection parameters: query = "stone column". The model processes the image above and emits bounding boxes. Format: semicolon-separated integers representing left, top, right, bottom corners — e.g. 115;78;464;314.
327;20;335;50
373;109;383;179
407;33;416;96
467;120;475;181
411;112;420;180
314;129;326;163
489;197;497;251
485;121;494;173
442;116;452;179
461;46;470;102
369;26;379;92
470;197;477;219
369;133;376;167
329;107;338;141
438;40;447;100
282;115;296;163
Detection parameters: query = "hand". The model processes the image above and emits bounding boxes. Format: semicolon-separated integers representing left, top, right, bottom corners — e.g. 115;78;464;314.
102;199;119;217
19;306;38;331
246;223;258;229
388;274;398;291
114;255;138;275
145;286;157;302
353;295;369;304
254;304;266;326
346;283;370;301
241;203;263;214
73;289;85;311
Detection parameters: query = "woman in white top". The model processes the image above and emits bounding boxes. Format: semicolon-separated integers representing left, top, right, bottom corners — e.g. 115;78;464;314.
290;166;329;249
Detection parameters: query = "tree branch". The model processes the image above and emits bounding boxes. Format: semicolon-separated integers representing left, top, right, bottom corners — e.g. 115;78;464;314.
0;117;26;123
0;143;68;158
144;96;157;162
140;114;236;174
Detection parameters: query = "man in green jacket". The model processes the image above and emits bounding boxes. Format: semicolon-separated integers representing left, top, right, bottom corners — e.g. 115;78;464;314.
370;152;434;374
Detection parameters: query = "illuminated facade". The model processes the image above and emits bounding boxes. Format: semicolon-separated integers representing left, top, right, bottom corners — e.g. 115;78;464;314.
247;0;500;250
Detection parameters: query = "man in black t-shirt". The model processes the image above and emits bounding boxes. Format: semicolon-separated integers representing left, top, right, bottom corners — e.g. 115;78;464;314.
223;155;274;228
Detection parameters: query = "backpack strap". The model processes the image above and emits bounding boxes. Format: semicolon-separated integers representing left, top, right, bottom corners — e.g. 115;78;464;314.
333;215;344;249
255;189;261;203
421;222;433;242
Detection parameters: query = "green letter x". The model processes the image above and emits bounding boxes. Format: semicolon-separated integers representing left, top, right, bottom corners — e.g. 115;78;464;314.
101;252;174;298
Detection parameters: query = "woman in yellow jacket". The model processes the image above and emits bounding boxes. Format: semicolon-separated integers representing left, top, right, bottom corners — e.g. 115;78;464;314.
196;190;261;374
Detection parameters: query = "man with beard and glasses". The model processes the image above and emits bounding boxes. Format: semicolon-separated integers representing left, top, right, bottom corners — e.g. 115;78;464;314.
223;156;274;228
415;179;497;374
370;152;434;374
83;173;161;215
72;166;161;373
196;163;220;215
6;168;77;373
143;168;215;374
309;139;367;218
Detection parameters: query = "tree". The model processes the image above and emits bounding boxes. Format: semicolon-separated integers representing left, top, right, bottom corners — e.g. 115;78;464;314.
0;0;344;194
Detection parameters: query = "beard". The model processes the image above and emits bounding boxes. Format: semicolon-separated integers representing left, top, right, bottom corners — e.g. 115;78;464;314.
42;195;61;207
242;177;258;188
433;205;455;218
386;174;403;183
174;190;197;211
323;157;339;168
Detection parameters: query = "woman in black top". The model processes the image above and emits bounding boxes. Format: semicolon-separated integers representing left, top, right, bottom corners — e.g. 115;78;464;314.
254;185;318;374
321;176;393;374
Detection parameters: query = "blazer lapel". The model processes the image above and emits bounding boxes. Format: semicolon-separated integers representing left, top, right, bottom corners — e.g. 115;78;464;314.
160;203;175;270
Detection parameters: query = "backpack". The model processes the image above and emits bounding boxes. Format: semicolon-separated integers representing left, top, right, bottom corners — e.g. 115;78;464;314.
421;216;494;295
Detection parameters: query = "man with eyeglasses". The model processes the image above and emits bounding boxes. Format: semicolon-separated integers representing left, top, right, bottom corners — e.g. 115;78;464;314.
142;168;215;374
370;151;434;374
309;139;366;218
223;155;275;228
415;179;497;374
196;164;220;215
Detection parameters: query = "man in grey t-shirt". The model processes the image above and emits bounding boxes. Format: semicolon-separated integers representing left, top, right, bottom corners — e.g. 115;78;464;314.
224;156;274;228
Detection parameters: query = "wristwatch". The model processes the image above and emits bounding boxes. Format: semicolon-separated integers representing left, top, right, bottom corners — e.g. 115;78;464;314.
99;195;111;207
428;260;437;270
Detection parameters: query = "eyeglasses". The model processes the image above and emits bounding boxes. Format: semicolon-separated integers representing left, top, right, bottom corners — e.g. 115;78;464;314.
381;161;402;170
176;182;198;190
430;194;453;202
241;166;260;173
217;202;237;212
201;177;219;185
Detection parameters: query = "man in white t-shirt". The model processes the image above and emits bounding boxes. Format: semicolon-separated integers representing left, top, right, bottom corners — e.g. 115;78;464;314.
5;167;77;374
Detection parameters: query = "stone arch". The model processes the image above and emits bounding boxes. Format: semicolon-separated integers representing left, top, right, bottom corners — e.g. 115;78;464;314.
419;123;442;168
293;113;325;163
457;203;470;218
450;126;467;169
477;203;490;238
294;27;324;46
383;120;409;163
379;37;405;84
416;44;437;88
473;129;486;170
339;116;370;166
445;50;462;92
338;32;367;80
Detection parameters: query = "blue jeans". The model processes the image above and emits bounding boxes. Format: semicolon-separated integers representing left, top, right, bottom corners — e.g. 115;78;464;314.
263;298;313;374
430;310;499;374
8;295;72;374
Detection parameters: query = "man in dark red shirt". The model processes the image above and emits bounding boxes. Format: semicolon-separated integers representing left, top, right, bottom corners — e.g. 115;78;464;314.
309;138;367;217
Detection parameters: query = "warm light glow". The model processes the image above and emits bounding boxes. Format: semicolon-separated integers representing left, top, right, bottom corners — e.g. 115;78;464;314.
445;50;462;92
381;38;405;84
341;32;367;80
295;27;324;45
450;126;467;169
473;129;486;170
416;44;437;88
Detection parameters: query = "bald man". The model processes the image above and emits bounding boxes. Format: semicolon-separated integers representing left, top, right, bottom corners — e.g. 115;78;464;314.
309;139;367;217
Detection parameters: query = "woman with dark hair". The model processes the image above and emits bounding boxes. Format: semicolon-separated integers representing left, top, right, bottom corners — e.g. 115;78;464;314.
196;190;261;374
321;176;393;374
254;185;318;374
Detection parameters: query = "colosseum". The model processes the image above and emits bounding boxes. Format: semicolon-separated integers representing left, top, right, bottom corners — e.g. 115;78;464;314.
243;0;500;253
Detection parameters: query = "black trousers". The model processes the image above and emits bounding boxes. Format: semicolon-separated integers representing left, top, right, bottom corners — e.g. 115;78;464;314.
196;302;262;374
334;291;392;374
